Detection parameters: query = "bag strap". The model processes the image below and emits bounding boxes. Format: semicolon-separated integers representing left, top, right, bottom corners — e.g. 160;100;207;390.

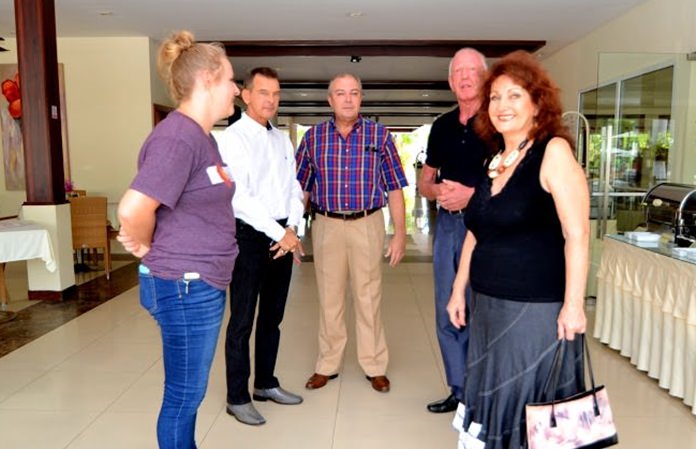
581;334;602;417
583;334;598;393
540;338;566;400
541;334;601;427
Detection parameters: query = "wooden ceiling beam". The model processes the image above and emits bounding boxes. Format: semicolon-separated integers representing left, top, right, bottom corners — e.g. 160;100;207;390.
280;100;455;108
277;81;451;90
284;111;443;118
219;40;545;58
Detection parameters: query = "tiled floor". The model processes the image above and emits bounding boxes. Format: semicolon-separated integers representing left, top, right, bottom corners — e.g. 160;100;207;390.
0;259;695;448
0;196;695;448
0;260;138;358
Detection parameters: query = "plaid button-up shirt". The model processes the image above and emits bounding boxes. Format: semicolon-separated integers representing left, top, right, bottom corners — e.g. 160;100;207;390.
296;116;408;212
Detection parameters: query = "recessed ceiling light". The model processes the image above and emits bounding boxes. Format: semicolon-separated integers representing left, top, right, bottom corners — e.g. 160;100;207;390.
347;11;365;18
421;93;430;97
98;11;113;16
298;93;309;97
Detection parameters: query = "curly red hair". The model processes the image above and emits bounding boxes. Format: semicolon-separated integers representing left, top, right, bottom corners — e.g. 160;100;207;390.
474;50;573;153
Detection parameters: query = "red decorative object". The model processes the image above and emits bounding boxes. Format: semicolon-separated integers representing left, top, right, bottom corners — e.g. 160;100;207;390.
1;72;21;119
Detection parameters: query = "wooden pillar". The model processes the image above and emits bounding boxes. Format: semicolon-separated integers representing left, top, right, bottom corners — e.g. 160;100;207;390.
14;0;65;205
14;0;75;300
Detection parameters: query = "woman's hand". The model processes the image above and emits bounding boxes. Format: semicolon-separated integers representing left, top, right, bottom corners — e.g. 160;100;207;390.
117;229;150;258
447;288;467;329
117;189;158;259
447;232;476;329
557;300;586;340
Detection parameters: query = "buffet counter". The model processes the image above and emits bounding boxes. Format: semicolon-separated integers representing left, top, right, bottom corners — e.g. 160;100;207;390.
594;234;696;415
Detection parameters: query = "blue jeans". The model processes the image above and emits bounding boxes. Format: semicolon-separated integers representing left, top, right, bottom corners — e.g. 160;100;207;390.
432;209;471;397
139;265;226;449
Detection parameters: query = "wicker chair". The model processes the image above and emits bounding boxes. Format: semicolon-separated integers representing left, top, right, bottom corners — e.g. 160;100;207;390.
69;196;112;279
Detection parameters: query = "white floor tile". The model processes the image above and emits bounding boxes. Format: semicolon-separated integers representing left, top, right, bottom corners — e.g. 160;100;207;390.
55;336;161;373
0;367;45;402
0;409;100;449
0;367;143;412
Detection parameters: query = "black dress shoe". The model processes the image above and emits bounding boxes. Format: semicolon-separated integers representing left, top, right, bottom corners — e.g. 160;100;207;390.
427;393;459;413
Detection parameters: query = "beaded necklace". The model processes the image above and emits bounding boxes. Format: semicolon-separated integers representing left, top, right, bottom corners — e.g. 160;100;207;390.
487;138;529;179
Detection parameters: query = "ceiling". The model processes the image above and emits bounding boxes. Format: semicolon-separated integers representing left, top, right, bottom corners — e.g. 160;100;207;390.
0;0;651;126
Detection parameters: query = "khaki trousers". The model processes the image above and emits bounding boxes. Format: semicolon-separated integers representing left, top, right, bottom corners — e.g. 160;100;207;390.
311;210;389;377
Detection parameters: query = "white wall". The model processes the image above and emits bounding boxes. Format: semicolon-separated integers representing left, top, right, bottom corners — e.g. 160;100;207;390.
149;38;173;109
546;0;696;105
58;37;153;202
0;36;154;217
544;0;696;184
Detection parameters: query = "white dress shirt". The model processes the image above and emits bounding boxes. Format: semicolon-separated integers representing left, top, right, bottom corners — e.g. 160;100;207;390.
217;112;304;242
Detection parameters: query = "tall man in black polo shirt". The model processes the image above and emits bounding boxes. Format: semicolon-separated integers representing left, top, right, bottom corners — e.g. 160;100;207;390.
418;48;488;413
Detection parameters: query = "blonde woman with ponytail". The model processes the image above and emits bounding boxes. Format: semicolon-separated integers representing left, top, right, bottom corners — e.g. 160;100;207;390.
117;30;240;449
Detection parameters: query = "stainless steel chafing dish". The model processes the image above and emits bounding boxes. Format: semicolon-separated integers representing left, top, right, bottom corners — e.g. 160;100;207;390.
642;182;696;247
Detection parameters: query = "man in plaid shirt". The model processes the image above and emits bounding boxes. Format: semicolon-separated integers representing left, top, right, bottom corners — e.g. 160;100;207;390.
296;73;408;393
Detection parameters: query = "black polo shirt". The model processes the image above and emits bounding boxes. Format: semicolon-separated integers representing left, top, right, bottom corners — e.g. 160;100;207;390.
424;107;488;187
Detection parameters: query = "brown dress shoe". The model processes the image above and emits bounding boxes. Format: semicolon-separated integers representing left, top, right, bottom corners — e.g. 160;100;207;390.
305;373;338;390
365;375;390;392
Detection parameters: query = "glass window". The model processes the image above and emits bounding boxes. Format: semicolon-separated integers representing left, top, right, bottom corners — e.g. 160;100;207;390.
579;65;673;229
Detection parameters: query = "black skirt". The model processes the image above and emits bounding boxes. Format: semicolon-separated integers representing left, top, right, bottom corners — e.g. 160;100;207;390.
457;292;585;449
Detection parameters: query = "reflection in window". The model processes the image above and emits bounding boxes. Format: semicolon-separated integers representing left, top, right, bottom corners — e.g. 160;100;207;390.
579;65;673;228
580;66;673;190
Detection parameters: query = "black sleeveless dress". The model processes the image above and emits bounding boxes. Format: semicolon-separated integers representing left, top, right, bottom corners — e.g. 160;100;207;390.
456;137;586;449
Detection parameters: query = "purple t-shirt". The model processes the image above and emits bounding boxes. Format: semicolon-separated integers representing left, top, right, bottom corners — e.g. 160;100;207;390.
131;111;238;290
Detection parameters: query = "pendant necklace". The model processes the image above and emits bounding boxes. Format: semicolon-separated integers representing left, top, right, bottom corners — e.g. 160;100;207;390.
488;138;529;179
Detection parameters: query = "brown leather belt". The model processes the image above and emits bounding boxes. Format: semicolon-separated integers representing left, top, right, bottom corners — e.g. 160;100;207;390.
313;208;380;221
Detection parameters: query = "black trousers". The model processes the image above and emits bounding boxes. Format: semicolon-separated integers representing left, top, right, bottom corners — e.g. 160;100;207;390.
225;218;293;405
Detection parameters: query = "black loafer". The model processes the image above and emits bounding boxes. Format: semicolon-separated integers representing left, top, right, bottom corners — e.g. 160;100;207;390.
427;393;459;413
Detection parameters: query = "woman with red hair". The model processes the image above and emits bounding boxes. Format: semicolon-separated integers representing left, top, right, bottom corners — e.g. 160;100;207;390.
447;50;590;449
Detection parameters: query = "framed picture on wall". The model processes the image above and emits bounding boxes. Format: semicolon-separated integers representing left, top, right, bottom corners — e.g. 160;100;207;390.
0;63;71;191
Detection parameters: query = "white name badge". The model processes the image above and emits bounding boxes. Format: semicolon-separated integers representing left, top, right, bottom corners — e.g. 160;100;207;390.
206;165;232;185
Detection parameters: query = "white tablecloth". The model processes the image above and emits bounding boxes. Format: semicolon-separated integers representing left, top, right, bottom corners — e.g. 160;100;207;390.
594;236;696;415
0;219;57;271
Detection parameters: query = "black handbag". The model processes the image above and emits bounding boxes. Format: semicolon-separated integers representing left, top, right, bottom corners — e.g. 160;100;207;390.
525;334;619;449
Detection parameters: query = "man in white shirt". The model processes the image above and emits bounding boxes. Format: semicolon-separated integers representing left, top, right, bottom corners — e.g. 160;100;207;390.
217;67;305;426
